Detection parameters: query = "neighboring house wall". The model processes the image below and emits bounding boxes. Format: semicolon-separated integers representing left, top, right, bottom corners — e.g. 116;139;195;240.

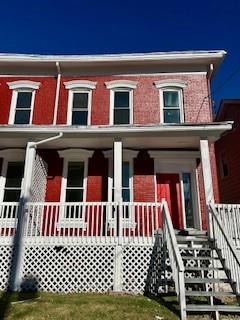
215;102;240;203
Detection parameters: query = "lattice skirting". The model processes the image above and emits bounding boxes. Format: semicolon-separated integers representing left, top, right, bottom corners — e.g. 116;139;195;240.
0;242;169;294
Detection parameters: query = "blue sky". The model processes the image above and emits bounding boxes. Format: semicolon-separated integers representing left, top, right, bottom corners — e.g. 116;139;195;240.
0;0;239;111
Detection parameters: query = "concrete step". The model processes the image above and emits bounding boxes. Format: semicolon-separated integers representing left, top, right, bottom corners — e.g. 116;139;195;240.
184;278;232;284
178;246;213;251
185;290;235;297
182;256;219;261
185;266;224;271
186;304;240;312
177;229;208;236
176;235;209;242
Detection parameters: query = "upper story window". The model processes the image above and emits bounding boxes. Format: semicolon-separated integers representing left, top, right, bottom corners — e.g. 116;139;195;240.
105;80;138;125
7;81;40;125
64;80;97;125
154;80;187;124
220;152;229;178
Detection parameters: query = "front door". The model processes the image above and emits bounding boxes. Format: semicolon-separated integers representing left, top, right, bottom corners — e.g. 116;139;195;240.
157;173;183;229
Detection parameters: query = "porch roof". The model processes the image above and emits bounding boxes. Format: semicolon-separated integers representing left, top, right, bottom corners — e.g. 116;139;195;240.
0;121;232;149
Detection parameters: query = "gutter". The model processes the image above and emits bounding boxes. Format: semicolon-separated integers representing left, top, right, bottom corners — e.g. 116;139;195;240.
53;62;61;125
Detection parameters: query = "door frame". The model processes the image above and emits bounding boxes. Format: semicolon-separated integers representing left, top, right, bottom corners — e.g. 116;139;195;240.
149;151;201;230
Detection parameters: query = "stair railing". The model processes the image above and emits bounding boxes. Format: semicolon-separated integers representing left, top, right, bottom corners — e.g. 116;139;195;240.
209;203;240;294
162;199;187;320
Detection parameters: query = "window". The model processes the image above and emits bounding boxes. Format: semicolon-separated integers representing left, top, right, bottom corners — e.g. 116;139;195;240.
64;80;97;126
154;80;187;124
162;89;182;123
3;162;24;203
58;149;93;227
105;80;138;125
113;91;130;124
72;91;89;125
7;80;40;125
122;161;130;202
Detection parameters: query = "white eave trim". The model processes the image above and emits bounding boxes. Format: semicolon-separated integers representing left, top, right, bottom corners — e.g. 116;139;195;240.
7;80;41;90
149;150;200;159
154;79;187;89
103;149;138;159
58;148;94;159
0;148;25;159
64;80;97;90
105;80;138;89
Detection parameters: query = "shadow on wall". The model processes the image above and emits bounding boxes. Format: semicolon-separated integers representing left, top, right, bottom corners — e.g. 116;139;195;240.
0;276;39;320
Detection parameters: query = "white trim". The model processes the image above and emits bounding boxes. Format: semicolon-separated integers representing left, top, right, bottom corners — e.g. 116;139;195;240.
159;87;184;124
8;89;37;125
66;89;92;125
149;150;200;160
109;89;134;125
58;148;94;160
64;80;97;90
154;80;187;89
7;80;40;90
0;149;25;159
105;80;137;90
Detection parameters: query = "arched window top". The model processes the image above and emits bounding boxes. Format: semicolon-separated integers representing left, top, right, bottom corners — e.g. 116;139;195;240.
7;80;41;90
64;80;97;90
154;80;187;89
105;80;138;90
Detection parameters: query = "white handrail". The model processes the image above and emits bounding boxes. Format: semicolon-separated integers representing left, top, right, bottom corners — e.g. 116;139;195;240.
209;203;240;294
162;199;186;320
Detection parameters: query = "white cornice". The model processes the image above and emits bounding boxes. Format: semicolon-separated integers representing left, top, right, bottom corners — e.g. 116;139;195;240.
7;80;41;90
103;149;138;159
148;150;200;159
105;80;138;90
64;80;97;90
58;148;94;159
0;148;25;159
154;80;187;89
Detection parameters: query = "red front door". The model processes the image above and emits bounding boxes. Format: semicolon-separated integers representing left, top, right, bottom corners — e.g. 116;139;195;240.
157;173;183;229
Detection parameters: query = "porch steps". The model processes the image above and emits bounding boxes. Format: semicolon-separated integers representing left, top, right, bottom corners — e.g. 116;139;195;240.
176;231;240;318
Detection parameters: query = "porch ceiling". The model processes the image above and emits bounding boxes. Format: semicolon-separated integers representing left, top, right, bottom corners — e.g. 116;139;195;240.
0;122;232;149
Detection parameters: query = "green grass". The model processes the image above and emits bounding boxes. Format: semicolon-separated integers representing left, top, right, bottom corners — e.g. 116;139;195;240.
0;291;179;320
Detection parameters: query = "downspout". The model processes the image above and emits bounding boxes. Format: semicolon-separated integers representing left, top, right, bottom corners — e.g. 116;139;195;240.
53;62;61;125
12;132;63;290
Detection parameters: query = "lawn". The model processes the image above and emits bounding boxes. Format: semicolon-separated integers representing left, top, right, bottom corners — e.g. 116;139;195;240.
0;292;179;320
0;292;239;320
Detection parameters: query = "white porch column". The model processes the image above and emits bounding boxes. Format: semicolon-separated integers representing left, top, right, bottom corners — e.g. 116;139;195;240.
199;138;214;238
11;142;36;290
113;139;123;292
113;139;123;203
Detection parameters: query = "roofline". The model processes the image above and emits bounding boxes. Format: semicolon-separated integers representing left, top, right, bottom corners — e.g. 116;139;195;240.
0;50;226;63
0;122;232;138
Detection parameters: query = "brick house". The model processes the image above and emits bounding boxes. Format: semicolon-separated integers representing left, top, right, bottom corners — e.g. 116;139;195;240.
0;51;239;319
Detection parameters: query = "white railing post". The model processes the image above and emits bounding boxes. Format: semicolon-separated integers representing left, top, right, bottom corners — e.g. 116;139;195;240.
200;138;214;239
11;142;36;291
113;139;123;292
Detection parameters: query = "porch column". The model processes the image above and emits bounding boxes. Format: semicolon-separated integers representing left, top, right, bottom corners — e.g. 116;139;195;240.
199;138;214;238
113;139;123;292
11;142;36;290
113;139;123;203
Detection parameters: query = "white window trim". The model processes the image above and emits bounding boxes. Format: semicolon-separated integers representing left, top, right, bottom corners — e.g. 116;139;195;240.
57;149;93;229
105;80;137;126
0;149;25;228
154;80;187;124
104;149;138;228
7;80;41;90
64;80;97;126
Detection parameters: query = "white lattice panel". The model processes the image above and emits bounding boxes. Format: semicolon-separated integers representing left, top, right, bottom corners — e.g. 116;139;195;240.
122;243;167;294
0;246;14;290
30;153;48;202
21;245;115;292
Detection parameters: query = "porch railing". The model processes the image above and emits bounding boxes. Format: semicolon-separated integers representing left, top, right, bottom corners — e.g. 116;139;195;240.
209;203;240;294
162;199;186;320
0;201;162;245
213;204;240;248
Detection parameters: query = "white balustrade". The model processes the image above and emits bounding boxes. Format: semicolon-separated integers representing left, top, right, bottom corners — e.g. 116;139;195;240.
0;202;162;245
209;203;240;294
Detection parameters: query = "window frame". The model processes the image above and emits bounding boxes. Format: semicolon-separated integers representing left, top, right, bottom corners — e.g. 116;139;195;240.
64;80;97;126
57;149;93;228
154;80;187;124
105;80;137;125
220;152;229;179
0;149;25;227
160;87;184;124
7;81;40;125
